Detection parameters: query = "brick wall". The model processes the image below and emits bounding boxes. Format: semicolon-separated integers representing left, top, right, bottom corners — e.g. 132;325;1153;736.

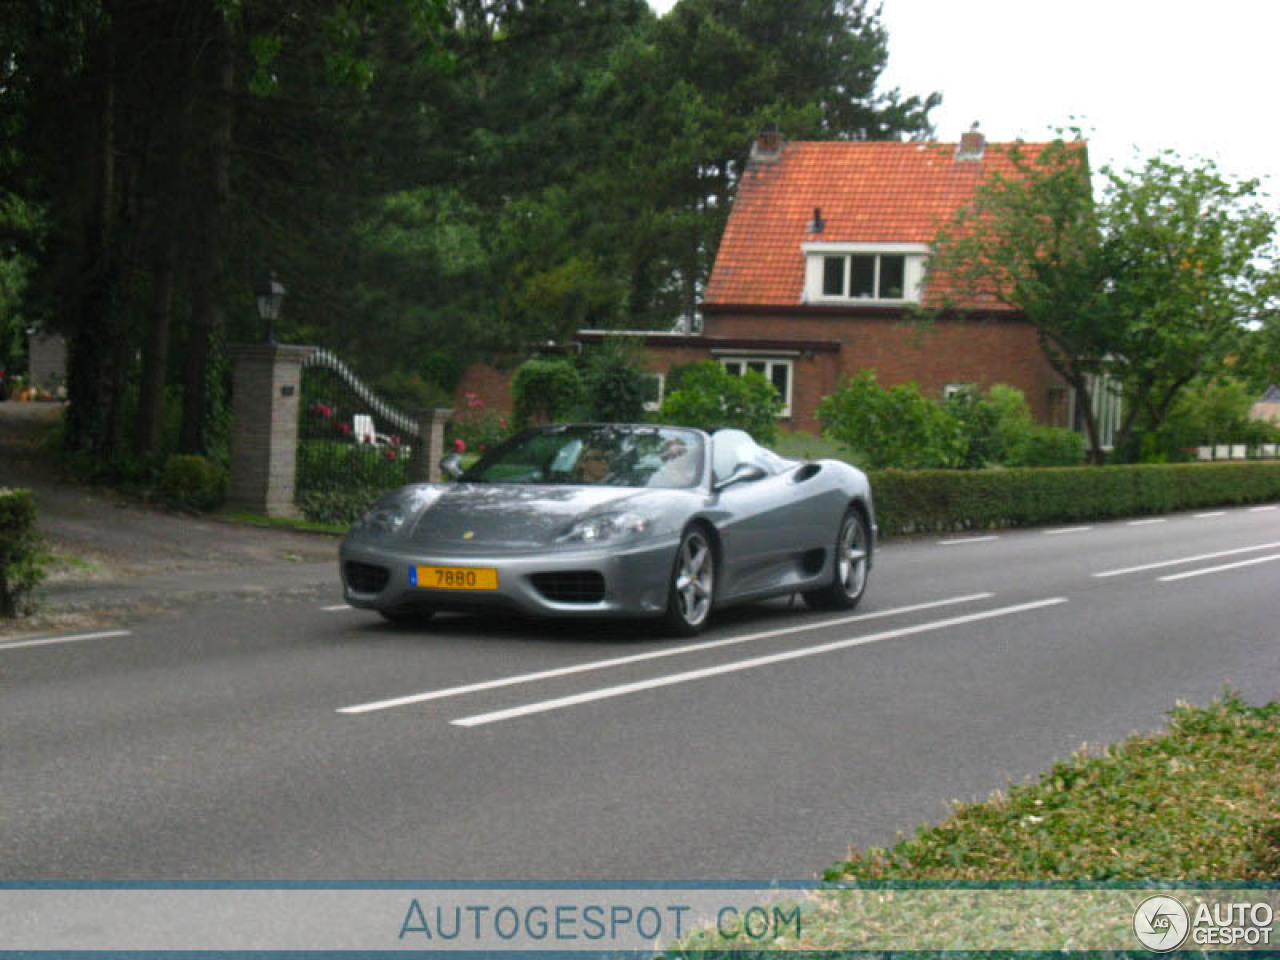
703;310;1067;431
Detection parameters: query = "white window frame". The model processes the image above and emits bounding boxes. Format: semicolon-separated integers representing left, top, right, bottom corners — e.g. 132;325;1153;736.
641;372;665;413
714;354;794;417
802;242;929;305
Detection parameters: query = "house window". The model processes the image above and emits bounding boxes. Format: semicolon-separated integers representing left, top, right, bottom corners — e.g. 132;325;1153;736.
804;244;927;303
823;253;906;300
719;356;792;417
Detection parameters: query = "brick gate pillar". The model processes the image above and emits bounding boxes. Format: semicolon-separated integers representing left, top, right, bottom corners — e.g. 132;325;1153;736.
226;343;315;517
410;408;454;483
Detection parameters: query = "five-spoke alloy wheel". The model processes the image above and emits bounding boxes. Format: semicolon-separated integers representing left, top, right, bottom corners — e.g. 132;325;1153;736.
804;507;870;610
664;526;715;636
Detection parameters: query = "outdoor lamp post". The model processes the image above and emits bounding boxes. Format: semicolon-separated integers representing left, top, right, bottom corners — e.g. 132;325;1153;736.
255;270;287;345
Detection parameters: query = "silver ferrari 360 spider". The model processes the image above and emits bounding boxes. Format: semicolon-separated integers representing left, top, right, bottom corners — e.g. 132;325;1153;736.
339;423;876;635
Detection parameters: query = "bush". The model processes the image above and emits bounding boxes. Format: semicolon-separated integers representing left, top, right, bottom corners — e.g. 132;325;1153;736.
511;356;582;426
870;461;1280;535
296;485;383;527
448;393;510;456
818;371;964;469
658;362;783;444
581;339;650;423
0;488;45;617
159;455;228;512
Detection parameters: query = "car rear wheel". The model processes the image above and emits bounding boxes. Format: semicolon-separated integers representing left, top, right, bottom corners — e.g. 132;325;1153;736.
663;527;715;636
804;507;869;610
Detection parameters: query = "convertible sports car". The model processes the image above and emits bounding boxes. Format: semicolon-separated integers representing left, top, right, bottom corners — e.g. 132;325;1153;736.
339;423;876;635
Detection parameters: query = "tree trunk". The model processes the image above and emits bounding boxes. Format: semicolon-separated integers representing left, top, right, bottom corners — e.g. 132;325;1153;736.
179;6;234;456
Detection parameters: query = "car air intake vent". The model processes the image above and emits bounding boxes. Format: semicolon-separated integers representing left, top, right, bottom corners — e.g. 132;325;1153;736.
793;463;822;482
530;571;606;604
345;561;390;594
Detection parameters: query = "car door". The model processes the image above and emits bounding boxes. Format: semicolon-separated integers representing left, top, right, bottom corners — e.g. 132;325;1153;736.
711;431;826;600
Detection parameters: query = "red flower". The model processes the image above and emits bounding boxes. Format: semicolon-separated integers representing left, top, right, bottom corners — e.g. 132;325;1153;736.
453;438;466;453
498;417;507;429
384;449;397;461
310;403;334;419
390;435;402;447
336;423;351;437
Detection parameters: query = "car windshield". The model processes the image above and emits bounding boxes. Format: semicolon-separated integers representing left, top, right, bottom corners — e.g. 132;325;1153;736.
461;425;705;489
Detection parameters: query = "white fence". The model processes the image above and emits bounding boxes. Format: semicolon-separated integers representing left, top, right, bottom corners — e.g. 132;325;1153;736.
1196;444;1280;461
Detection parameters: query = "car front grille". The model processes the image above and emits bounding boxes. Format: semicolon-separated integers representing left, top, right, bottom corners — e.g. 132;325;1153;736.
344;561;390;594
530;571;606;604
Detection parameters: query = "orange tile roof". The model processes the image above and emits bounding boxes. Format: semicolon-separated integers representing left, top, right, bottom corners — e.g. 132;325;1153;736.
703;139;1065;310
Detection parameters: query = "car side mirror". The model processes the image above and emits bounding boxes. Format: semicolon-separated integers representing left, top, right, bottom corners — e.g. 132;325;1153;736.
440;452;465;480
713;462;766;492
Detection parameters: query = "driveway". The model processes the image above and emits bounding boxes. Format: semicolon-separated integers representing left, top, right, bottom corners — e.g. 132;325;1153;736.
0;401;337;636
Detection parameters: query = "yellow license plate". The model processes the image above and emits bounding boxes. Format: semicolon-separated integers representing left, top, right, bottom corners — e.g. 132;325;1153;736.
411;565;499;591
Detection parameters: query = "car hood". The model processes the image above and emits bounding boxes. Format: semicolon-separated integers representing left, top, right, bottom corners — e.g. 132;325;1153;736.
405;483;683;551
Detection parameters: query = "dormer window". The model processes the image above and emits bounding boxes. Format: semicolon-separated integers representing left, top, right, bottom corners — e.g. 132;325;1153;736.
804;243;928;304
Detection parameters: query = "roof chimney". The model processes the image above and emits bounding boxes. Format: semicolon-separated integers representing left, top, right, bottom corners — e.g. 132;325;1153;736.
806;207;825;234
956;122;985;161
750;123;784;164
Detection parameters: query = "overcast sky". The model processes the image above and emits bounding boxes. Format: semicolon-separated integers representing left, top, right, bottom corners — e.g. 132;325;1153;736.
648;0;1278;207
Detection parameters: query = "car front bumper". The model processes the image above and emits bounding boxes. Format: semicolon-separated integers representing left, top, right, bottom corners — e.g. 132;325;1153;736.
339;535;679;620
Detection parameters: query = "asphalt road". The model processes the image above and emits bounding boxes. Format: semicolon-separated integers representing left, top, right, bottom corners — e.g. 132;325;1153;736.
2;503;1279;879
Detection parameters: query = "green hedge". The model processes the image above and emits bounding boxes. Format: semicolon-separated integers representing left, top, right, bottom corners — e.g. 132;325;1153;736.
870;461;1280;535
0;488;45;617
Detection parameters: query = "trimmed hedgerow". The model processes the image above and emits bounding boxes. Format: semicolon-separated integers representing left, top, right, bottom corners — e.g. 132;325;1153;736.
0;487;45;617
870;461;1280;535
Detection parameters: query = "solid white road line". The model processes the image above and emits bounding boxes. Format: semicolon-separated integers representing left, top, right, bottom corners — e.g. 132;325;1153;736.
1044;526;1093;536
336;593;996;715
1250;506;1277;513
1128;518;1168;526
321;604;353;612
938;536;999;546
0;629;131;653
451;598;1069;728
1158;554;1280;583
1092;541;1280;579
1195;511;1227;519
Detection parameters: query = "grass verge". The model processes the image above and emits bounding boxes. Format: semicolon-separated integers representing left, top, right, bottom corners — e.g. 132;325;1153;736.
672;691;1280;955
217;510;345;537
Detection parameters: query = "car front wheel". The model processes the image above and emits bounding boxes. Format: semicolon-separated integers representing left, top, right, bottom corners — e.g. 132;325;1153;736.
663;527;715;636
804;507;869;610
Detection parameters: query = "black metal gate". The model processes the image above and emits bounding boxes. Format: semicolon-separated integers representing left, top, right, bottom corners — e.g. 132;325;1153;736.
296;349;421;525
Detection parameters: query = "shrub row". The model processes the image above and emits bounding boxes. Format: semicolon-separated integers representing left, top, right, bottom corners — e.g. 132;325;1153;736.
159;455;228;512
870;461;1280;535
0;487;45;617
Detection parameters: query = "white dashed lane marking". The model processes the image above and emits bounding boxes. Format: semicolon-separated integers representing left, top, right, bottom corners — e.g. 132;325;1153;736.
0;630;132;653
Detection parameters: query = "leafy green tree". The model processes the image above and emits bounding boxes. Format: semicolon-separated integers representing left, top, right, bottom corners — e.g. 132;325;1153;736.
928;138;1113;461
931;139;1278;464
1100;155;1278;456
581;338;651;423
511;356;583;426
658;361;782;443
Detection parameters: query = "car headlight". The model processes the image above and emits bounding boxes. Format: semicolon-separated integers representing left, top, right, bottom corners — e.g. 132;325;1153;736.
559;511;651;544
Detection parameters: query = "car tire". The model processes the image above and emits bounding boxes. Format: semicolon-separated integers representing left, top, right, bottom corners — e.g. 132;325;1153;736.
378;607;435;626
663;526;716;636
804;507;870;611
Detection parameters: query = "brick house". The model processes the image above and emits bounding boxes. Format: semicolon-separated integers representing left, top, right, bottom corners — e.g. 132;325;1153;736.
457;128;1081;435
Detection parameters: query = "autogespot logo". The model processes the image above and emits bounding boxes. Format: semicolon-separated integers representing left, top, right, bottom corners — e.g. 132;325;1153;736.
1134;895;1190;952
